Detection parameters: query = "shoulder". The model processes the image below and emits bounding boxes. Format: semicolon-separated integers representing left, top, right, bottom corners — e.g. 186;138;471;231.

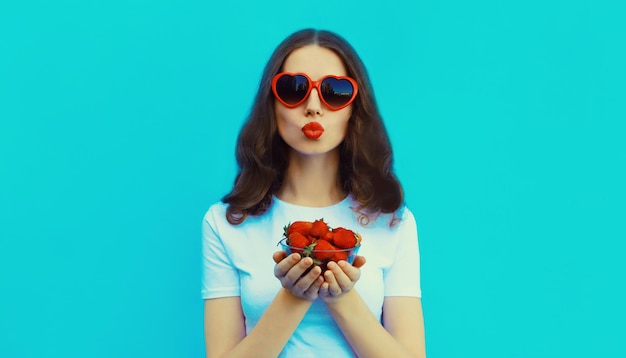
202;201;233;237
396;205;417;229
202;200;277;237
203;201;229;225
204;201;228;219
389;205;418;240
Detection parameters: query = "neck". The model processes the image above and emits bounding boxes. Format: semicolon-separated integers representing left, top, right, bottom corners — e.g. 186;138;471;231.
277;149;346;207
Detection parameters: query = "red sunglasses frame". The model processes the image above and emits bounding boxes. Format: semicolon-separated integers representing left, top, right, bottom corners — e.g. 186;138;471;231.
271;72;359;111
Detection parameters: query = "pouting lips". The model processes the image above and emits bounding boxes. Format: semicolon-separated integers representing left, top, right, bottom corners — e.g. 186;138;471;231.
302;122;324;139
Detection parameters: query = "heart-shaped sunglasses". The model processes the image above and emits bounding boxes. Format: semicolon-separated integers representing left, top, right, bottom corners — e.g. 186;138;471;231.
271;72;358;111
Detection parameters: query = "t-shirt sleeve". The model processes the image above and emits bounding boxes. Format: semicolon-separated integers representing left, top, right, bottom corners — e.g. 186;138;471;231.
201;205;241;299
383;209;422;298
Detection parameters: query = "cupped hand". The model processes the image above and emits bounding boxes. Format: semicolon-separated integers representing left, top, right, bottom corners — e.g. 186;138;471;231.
318;259;365;303
273;251;323;301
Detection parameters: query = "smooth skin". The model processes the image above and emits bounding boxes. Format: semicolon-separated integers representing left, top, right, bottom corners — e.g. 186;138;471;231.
204;45;426;357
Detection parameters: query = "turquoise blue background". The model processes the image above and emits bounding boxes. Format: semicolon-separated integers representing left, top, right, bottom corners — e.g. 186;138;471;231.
1;0;624;357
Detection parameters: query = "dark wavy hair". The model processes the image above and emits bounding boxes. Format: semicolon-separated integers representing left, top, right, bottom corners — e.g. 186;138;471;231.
222;29;403;225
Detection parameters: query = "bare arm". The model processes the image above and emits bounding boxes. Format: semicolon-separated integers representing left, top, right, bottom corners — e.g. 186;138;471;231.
383;297;427;356
325;291;426;358
319;262;425;357
204;297;245;357
204;254;323;358
204;289;313;358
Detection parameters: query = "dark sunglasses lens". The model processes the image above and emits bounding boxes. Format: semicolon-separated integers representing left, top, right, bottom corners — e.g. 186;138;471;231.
275;75;309;105
320;78;354;108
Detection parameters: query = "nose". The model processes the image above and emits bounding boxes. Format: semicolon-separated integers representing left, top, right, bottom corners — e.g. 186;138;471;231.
304;88;323;116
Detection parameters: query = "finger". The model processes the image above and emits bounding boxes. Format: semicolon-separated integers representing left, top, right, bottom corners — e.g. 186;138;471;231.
323;266;342;296
352;255;366;268
328;261;357;290
285;256;314;284
295;264;322;291
319;281;330;297
303;271;324;299
338;260;361;282
273;253;300;278
273;250;288;264
296;266;322;292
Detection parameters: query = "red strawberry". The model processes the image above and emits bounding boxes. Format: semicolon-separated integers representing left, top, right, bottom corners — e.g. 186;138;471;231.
322;231;335;244
310;218;330;238
311;239;336;261
331;250;349;262
285;221;313;237
287;232;311;253
333;227;358;249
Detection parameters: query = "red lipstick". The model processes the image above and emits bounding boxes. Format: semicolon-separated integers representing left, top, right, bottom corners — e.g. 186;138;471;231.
302;122;324;140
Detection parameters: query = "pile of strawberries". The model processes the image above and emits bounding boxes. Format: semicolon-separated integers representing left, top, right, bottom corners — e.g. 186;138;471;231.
282;218;362;266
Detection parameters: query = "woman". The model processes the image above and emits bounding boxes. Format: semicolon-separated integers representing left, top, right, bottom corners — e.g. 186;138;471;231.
202;29;425;357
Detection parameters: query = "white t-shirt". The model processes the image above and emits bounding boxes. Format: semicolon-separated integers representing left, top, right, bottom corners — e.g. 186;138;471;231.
201;195;421;357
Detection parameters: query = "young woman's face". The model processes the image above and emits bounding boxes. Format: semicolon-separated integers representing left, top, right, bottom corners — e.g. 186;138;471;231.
274;45;352;156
